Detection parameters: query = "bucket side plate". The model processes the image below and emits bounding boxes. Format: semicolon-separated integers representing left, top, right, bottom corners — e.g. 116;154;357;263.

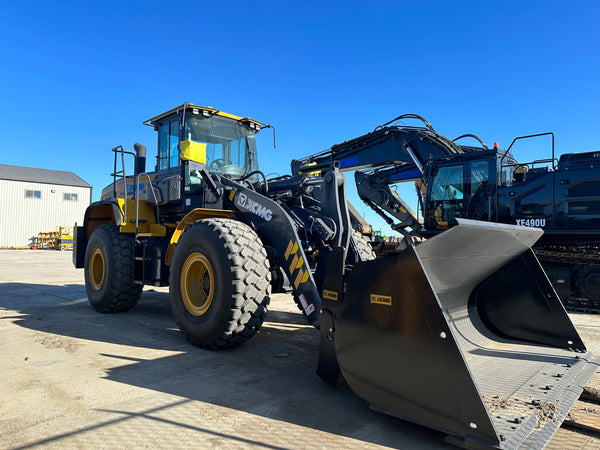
334;220;598;449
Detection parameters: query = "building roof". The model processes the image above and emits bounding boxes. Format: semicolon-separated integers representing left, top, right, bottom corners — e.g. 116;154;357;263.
0;164;91;188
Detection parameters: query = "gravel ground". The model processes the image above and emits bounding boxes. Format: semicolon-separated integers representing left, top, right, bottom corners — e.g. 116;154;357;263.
1;249;600;449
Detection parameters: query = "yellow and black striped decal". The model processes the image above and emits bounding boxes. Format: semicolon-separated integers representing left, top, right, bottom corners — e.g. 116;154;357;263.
284;240;310;289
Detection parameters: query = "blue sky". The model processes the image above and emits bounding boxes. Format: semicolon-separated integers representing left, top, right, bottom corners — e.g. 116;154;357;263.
1;1;598;234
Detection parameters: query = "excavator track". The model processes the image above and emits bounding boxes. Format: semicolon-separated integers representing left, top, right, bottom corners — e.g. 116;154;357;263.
534;247;600;271
563;297;600;314
534;247;600;313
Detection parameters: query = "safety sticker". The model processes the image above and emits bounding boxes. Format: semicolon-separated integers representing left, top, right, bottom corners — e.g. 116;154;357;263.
370;293;392;306
323;290;338;301
284;240;310;288
298;294;316;316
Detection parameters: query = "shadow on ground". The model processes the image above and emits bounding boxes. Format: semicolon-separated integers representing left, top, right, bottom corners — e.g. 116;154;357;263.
0;282;449;449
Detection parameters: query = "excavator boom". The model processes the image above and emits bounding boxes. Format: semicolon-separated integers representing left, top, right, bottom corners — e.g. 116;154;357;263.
291;118;481;235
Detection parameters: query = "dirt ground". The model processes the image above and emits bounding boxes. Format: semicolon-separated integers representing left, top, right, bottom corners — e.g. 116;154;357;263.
1;249;600;449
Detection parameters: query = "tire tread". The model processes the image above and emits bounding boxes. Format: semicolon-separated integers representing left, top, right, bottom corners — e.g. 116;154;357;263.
171;218;270;349
87;225;142;313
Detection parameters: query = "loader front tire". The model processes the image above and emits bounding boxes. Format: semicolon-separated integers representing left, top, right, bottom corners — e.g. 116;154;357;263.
84;224;143;313
352;231;377;261
169;218;271;349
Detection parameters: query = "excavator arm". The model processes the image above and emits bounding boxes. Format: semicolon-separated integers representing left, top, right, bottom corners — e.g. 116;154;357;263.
291;115;482;235
354;170;422;235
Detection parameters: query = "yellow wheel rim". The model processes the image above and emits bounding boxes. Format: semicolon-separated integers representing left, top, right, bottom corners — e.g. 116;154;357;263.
89;247;106;291
181;252;215;316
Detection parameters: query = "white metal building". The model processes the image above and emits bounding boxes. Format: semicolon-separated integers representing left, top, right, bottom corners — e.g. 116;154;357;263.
0;164;92;247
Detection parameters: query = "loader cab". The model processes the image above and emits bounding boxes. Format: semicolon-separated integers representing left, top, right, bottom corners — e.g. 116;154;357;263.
145;104;262;211
150;105;261;177
424;153;497;232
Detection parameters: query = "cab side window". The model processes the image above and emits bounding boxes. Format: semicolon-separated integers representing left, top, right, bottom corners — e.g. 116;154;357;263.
158;118;180;171
431;165;464;201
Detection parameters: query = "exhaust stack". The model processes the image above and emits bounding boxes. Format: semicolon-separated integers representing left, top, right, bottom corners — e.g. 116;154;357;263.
133;142;146;176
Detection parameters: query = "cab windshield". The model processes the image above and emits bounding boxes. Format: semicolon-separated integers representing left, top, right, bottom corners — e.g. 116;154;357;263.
184;114;259;177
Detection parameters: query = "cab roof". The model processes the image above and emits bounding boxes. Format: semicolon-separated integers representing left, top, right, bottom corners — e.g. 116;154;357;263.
143;103;264;129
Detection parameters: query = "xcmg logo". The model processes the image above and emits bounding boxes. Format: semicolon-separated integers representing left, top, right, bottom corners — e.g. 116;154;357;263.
339;156;359;168
126;182;146;194
389;169;422;182
237;193;273;221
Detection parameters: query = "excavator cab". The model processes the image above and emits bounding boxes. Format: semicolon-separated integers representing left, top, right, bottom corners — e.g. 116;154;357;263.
425;155;496;231
427;163;465;229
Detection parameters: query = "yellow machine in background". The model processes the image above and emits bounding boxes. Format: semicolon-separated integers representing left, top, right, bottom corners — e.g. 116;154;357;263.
36;226;73;250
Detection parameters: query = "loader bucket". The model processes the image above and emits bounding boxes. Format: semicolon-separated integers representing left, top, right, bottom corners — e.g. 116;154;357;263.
334;219;598;449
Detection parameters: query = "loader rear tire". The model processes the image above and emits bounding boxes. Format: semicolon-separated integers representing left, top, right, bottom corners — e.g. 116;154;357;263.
169;218;271;349
84;224;143;313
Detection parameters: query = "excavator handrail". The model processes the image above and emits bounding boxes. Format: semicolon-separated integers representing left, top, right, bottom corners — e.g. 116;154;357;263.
501;132;556;170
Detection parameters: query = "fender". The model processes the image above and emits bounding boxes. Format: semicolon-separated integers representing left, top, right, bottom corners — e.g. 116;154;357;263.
164;208;234;266
73;200;123;268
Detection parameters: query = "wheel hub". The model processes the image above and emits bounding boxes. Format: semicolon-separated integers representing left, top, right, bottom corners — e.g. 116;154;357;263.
181;252;215;316
89;248;106;291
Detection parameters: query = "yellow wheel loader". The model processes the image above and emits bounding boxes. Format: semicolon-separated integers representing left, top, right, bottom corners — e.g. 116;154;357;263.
74;104;598;449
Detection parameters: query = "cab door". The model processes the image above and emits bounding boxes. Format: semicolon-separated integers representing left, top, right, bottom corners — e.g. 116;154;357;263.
466;158;494;221
152;116;183;205
425;163;466;230
157;117;180;172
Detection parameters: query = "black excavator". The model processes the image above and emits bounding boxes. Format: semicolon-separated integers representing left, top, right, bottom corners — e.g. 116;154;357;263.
292;114;600;311
74;105;598;449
